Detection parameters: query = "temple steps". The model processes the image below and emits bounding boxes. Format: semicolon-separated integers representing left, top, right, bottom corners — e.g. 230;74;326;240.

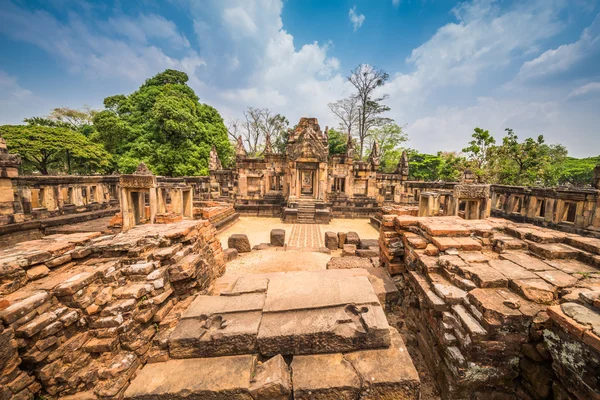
297;198;316;224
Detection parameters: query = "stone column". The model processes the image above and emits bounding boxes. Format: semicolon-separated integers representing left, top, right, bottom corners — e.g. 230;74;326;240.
149;188;158;224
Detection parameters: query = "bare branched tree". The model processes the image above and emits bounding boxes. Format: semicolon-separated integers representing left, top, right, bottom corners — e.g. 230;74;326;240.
229;108;289;156
348;64;392;158
328;96;360;137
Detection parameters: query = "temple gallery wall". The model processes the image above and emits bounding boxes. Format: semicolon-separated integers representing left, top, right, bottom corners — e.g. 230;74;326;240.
1;118;600;399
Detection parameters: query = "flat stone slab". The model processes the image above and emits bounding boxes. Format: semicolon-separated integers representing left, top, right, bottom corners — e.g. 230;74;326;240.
123;355;256;400
263;275;380;313
169;311;262;358
221;276;269;296
327;256;373;270
291;353;361;400
344;329;420;399
258;304;390;356
499;252;554;271
183;293;265;319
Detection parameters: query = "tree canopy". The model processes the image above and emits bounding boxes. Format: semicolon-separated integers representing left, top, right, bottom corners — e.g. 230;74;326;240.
92;69;233;176
0;125;111;175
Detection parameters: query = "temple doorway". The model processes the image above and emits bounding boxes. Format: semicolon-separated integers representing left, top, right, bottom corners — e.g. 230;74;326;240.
300;171;314;196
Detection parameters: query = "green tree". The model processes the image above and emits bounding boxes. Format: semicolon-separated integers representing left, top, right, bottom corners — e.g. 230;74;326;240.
369;123;408;172
438;152;468;182
92;69;233;176
407;151;444;181
462;127;496;182
556;156;600;187
495;129;557;186
327;128;348;155
0;125;111;175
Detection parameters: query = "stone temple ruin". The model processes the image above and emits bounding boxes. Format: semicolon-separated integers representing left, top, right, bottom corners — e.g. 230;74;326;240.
0;120;600;399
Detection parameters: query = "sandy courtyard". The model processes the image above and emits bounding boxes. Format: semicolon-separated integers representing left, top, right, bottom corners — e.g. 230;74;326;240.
217;216;379;275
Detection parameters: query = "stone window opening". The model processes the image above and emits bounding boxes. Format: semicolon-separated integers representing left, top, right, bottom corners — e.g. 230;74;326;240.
512;197;523;214
90;186;96;203
562;202;577;223
537;199;546;218
332;177;345;193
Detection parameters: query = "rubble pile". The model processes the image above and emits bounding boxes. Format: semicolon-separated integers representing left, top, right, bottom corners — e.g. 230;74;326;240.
380;215;600;399
0;220;224;399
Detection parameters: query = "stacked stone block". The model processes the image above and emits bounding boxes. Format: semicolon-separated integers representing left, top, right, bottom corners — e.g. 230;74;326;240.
380;214;600;399
0;219;224;399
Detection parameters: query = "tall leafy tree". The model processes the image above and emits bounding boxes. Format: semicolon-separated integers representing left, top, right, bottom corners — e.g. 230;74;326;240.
368;123;408;172
92;69;233;176
462;127;496;182
327;128;349;155
0;125;111;175
348;64;393;159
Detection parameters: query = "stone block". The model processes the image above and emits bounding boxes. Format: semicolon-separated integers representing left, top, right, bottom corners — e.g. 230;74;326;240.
228;234;251;253
270;229;285;247
326;256;372;270
338;232;347;248
124;355;257;400
249;354;291;400
224;248;238;261
324;231;338;250
291;353;361;400
169;311;261;358
346;232;360;245
342;244;356;257
358;239;378;249
344;329;420;399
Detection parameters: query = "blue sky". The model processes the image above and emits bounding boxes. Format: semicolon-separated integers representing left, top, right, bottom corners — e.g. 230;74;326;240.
1;0;599;157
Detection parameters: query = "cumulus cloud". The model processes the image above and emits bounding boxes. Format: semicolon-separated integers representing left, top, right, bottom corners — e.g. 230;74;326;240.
518;14;600;81
349;6;365;32
0;2;204;82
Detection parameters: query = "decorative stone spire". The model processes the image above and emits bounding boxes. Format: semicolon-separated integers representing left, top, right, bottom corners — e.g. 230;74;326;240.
368;141;380;168
324;126;329;139
235;135;247;158
209;145;223;171
134;162;153;175
264;132;273;154
346;133;354;159
394;150;409;178
593;164;600;189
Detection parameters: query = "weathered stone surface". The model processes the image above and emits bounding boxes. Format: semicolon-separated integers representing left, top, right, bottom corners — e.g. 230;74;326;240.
183;293;265;319
344;329;420;399
263;275;380;312
258;304;390;355
249;354;291;400
324;231;338;250
123;355;257;400
291;353;361;400
498;252;553;271
326;256;372;270
346;232;360;245
510;279;557;304
169;311;261;358
342;244;356;256
228;234;251;253
270;229;285;247
221;276;269;296
224;248;238;261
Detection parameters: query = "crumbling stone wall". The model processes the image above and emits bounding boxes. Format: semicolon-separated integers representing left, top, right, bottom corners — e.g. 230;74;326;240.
0;219;224;399
379;214;600;399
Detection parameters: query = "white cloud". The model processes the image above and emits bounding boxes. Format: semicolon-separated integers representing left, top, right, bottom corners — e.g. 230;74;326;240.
392;0;401;6
0;70;51;124
0;3;203;82
568;81;600;98
223;7;258;37
349;6;366;32
518;14;600;81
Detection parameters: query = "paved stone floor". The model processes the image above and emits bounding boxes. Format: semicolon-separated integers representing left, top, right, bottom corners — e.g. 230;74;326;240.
288;223;323;249
217;216;378;250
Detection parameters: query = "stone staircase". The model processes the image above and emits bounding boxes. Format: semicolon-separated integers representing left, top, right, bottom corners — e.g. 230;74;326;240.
296;198;316;224
124;270;421;399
